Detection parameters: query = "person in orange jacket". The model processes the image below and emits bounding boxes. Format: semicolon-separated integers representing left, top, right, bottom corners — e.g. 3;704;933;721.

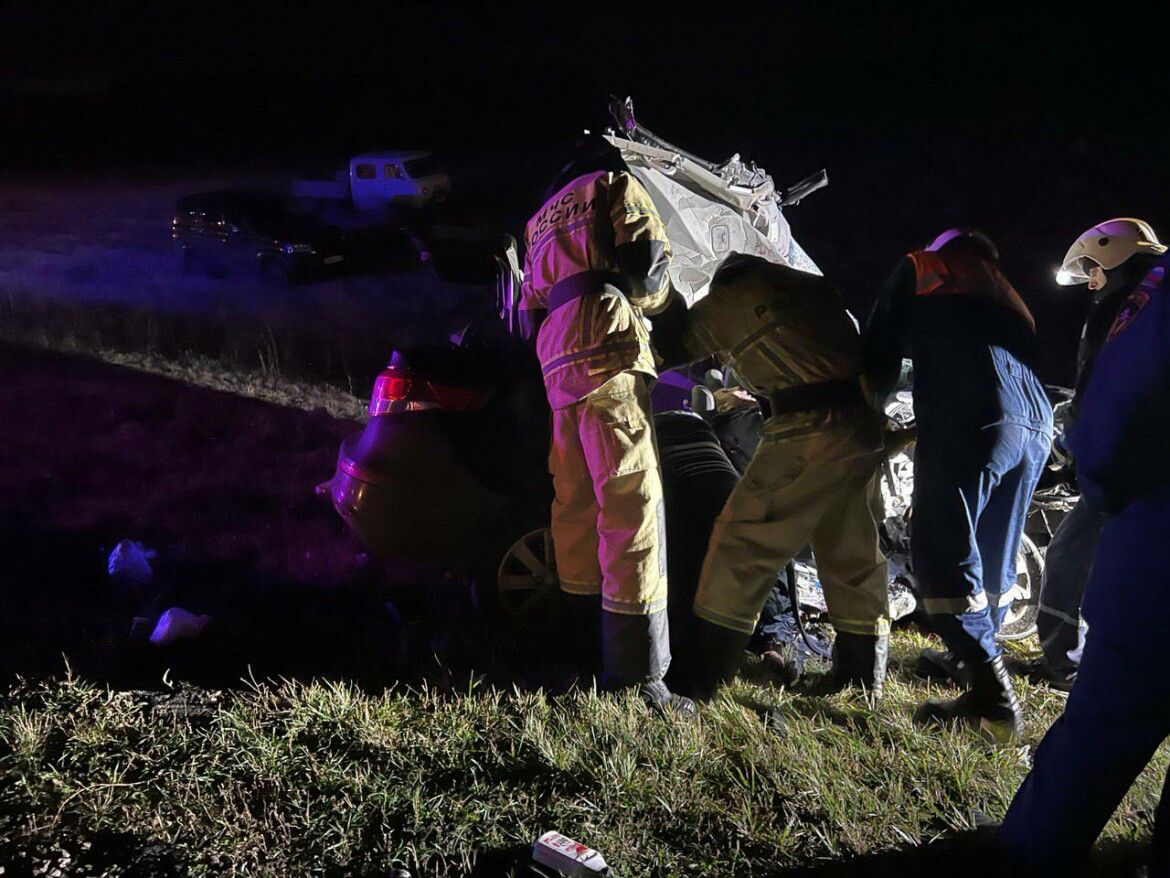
863;229;1053;742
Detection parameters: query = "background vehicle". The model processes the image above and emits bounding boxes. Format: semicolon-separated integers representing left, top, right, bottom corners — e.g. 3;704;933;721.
172;190;417;285
321;323;553;618
291;150;451;213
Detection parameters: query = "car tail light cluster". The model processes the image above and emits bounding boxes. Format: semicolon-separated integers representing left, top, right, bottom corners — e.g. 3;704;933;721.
368;367;491;415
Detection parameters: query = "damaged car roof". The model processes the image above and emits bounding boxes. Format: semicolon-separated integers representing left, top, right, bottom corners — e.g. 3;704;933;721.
601;96;826;304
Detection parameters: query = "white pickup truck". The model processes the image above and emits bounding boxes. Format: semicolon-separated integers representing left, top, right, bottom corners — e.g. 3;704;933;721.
291;150;451;212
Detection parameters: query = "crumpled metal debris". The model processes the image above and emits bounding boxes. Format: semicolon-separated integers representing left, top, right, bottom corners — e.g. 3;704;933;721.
754;561;918;674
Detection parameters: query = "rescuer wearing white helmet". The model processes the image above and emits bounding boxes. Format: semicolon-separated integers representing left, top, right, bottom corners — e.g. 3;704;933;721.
1000;222;1170;869
1017;219;1168;691
1055;217;1167;289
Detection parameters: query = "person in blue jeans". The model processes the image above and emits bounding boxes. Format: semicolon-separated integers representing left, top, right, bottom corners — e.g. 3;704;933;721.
1000;246;1170;871
864;229;1053;742
1028;497;1104;687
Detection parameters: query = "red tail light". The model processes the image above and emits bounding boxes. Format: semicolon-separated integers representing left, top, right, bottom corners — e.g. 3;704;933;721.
379;374;413;401
369;367;491;415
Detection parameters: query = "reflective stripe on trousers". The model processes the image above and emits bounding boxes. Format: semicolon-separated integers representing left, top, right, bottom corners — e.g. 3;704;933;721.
548;371;668;616
692;412;890;637
1036;495;1105;674
911;420;1051;663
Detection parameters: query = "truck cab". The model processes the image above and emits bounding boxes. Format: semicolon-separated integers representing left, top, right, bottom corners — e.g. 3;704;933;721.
348;151;451;211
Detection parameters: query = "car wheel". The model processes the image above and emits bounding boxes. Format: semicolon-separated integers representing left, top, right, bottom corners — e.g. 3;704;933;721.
996;533;1044;642
472;524;558;626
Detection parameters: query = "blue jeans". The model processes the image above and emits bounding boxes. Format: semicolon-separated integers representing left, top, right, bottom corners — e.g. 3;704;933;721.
912;419;1052;663
1036;495;1106;676
1001;498;1170;869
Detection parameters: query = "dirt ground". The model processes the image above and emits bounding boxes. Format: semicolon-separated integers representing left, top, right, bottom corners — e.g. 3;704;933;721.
0;343;523;692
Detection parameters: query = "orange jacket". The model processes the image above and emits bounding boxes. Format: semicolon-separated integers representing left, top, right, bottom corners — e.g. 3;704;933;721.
907;248;1035;332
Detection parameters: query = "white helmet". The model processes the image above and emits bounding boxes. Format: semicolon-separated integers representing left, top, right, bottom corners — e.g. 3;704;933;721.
1055;218;1167;286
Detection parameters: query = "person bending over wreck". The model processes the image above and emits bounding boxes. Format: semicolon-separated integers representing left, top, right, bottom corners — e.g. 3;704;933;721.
863;229;1053;743
654;252;891;700
517;135;694;718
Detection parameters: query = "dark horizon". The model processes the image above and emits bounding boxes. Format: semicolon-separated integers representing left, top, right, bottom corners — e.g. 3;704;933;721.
4;5;1161;161
5;3;1168;384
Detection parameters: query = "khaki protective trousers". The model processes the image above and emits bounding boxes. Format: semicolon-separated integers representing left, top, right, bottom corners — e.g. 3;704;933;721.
549;371;668;617
693;412;890;638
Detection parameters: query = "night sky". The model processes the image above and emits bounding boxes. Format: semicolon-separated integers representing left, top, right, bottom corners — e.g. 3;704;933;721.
4;3;1168;382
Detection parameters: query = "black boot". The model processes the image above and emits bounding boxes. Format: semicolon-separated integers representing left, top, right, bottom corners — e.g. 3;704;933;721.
1012;656;1076;692
915;648;973;687
798;632;889;698
913;654;1023;743
685;618;752;702
601;609;696;720
559;592;601;679
638;680;698;719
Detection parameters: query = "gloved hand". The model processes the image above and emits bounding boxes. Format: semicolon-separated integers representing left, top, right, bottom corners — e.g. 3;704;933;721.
517;307;546;343
647;287;691;371
1049;431;1074;469
884;423;918;454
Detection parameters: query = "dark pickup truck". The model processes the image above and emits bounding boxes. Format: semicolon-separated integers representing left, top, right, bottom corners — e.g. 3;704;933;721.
172;190;417;286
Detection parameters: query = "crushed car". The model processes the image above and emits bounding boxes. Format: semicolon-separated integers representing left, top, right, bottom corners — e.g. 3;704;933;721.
320;98;1058;667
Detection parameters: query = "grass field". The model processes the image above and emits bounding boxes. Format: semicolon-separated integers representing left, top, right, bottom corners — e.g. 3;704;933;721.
2;630;1166;877
0;341;1164;876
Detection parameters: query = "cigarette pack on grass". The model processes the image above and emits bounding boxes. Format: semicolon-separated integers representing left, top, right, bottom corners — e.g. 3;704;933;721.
532;831;610;877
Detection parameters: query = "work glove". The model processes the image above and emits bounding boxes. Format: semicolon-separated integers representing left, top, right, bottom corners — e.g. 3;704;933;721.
1049;430;1073;469
647;287;691;371
883;423;917;454
517;307;546;343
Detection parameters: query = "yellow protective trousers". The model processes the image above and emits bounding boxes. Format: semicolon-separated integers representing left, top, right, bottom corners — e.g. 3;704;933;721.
549;371;668;618
693;411;890;637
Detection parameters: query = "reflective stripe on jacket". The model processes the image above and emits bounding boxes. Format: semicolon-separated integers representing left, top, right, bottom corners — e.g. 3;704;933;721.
520;170;672;409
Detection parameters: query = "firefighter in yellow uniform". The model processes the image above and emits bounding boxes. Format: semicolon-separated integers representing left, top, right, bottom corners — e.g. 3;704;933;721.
657;252;891;699
519;137;695;716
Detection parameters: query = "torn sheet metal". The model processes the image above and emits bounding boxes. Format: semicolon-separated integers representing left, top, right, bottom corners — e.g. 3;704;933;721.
602;99;823;304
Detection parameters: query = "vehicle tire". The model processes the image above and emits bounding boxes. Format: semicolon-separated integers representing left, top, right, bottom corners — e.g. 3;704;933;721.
471;521;558;627
996;533;1044;642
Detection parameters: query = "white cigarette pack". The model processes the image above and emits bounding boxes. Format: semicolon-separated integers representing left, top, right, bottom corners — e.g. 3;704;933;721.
532;831;609;877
